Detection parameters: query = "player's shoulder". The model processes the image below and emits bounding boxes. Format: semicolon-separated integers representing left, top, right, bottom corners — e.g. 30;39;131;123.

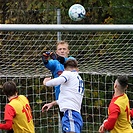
68;56;75;59
115;93;129;106
62;70;71;74
19;94;26;97
65;56;76;61
62;70;75;77
19;95;27;100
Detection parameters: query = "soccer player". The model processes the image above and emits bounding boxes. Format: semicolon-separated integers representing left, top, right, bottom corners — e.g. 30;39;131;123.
98;75;133;133
0;81;35;133
42;59;84;133
42;41;75;121
42;40;75;100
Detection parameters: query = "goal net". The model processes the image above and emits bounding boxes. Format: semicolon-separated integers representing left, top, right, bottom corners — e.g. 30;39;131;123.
0;24;133;133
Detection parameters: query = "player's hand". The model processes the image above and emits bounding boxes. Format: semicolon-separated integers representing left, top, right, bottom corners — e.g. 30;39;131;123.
43;77;51;85
98;124;105;133
49;52;58;60
43;51;58;60
98;119;107;133
50;52;65;64
42;52;51;60
57;56;65;64
42;101;57;112
42;103;53;112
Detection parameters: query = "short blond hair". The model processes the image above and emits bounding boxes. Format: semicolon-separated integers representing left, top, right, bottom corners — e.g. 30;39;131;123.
56;41;69;49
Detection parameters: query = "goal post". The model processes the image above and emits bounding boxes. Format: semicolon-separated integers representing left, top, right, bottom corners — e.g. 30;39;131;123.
0;24;133;133
0;24;133;31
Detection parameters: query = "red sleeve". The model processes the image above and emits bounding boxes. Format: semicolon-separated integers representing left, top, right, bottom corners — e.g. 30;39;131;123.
104;103;120;131
0;120;12;130
130;109;133;117
4;104;16;121
0;104;16;130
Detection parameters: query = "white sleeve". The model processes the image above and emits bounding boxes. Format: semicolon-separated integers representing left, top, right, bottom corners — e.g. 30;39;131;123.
46;76;66;86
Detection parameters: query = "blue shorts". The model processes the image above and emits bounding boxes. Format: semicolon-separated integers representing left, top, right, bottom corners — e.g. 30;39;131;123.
62;110;83;133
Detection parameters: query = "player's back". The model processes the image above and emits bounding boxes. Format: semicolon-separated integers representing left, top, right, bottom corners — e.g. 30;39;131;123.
110;94;133;133
58;71;84;113
8;95;35;133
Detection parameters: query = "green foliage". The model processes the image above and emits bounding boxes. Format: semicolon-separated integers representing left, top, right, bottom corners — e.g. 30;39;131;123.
0;0;132;24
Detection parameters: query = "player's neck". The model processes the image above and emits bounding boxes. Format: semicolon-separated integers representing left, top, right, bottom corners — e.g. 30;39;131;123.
65;68;78;71
8;93;18;101
114;91;124;97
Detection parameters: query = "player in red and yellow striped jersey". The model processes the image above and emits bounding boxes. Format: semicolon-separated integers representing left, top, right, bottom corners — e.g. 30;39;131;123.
0;81;35;133
99;75;133;133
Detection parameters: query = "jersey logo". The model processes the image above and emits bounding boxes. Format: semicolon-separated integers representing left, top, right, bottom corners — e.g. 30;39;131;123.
65;127;69;131
57;71;63;76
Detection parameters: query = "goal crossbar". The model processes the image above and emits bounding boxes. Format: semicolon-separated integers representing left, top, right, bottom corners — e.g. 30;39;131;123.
0;24;133;31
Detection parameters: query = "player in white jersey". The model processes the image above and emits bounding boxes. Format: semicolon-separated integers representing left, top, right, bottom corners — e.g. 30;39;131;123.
42;59;84;133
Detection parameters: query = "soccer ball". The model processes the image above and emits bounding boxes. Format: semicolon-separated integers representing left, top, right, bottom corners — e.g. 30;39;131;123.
68;4;86;21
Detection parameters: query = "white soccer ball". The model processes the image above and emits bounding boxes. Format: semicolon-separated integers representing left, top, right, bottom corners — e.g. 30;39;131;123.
68;4;86;21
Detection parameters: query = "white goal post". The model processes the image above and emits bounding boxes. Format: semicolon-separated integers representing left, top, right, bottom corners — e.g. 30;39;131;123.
0;24;133;31
0;24;133;133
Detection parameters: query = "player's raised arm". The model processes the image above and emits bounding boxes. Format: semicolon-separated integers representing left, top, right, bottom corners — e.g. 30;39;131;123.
43;76;66;87
43;77;52;85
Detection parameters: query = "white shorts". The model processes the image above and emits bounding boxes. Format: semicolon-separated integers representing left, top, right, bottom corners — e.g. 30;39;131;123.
62;110;83;133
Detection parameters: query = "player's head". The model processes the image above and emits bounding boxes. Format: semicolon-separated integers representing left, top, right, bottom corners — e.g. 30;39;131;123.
114;75;128;92
56;41;69;57
64;59;78;70
3;81;17;97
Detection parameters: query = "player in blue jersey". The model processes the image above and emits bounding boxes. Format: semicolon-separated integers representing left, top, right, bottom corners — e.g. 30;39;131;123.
42;41;75;128
42;41;75;100
42;59;84;133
